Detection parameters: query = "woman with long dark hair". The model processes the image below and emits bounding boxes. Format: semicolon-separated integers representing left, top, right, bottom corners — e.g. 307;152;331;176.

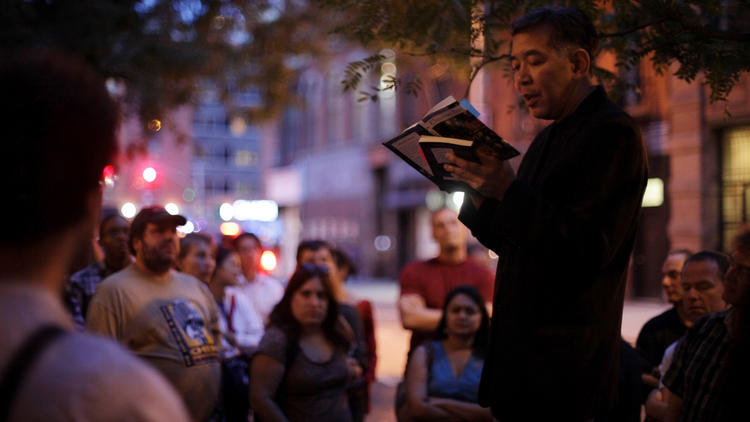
398;285;492;421
250;264;358;422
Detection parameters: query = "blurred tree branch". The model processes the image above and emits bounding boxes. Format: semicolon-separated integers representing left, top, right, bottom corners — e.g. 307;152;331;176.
319;0;750;104
3;0;748;140
0;0;339;139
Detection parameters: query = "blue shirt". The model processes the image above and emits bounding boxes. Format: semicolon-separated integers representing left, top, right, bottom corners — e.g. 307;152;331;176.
65;263;109;331
427;340;484;403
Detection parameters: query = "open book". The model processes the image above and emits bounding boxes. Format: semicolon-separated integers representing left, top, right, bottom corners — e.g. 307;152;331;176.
383;96;519;193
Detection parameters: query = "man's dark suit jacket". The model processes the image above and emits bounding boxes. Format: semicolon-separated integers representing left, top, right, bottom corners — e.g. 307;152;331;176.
459;86;648;420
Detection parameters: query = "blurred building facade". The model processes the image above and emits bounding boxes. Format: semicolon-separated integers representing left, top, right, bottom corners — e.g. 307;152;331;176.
265;51;394;277
189;87;282;249
102;106;195;221
265;47;750;297
102;88;280;267
101;45;750;298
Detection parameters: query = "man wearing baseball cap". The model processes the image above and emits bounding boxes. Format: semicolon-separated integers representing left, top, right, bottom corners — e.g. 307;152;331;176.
87;206;222;422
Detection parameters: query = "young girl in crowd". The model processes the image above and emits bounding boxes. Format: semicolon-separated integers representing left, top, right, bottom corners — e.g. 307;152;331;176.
209;247;242;351
250;264;360;422
176;233;215;284
178;237;251;421
398;285;492;422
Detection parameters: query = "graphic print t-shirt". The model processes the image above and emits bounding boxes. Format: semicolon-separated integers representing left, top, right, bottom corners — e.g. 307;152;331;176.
87;265;221;422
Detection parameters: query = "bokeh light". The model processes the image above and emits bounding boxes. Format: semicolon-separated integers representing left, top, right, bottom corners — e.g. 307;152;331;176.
121;202;137;219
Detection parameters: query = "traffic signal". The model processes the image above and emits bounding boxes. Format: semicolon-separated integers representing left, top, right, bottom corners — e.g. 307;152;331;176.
102;164;115;188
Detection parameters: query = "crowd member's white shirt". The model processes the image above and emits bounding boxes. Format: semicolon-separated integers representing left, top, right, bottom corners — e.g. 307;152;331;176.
228;273;284;348
658;339;680;390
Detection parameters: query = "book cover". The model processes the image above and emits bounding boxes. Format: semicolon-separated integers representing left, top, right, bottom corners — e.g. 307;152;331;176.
382;96;519;192
418;136;480;192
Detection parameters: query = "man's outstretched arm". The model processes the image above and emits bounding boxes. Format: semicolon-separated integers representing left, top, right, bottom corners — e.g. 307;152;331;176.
398;294;442;331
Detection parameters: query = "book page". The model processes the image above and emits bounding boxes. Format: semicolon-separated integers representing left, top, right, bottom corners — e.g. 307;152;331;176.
419;136;473;147
386;130;433;176
424;96;456;116
423;102;465;129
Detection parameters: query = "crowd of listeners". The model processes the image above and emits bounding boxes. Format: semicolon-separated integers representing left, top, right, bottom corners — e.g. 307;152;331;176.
63;204;495;422
20;195;750;422
53;201;750;422
63;206;376;422
634;247;745;422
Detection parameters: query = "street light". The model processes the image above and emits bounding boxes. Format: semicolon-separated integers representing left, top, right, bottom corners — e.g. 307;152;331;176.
142;167;157;183
165;202;180;215
121;202;137;219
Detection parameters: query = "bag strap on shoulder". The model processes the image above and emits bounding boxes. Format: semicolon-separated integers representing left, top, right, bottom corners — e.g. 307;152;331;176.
0;325;66;421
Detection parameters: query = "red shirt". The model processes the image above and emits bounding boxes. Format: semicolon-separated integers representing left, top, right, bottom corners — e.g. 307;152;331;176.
400;257;494;308
399;257;494;350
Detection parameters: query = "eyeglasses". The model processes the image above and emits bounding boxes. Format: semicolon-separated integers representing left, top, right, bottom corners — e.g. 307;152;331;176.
299;263;329;275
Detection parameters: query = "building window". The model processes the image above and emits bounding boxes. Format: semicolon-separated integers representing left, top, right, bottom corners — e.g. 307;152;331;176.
326;72;346;146
236;182;254;196
194;143;208;159
224;145;232;164
193;106;227;132
234;150;257;167
721;126;750;250
622;64;642;107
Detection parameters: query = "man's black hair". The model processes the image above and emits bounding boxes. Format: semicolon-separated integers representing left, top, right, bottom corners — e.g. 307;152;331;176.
0;49;119;246
512;7;599;63
232;232;261;251
99;211;126;239
683;250;731;277
331;248;357;276
296;239;332;262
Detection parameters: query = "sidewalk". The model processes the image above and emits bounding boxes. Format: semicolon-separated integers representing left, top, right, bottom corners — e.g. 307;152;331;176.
347;278;670;422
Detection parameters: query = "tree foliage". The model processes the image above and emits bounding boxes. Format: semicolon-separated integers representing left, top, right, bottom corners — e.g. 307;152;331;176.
321;0;750;104
0;0;337;131
2;0;748;136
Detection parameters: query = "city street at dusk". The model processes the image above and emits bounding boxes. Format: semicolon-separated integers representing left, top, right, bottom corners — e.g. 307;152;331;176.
2;2;749;422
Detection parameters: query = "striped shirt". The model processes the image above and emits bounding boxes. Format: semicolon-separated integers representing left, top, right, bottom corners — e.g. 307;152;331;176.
65;263;110;331
663;309;732;422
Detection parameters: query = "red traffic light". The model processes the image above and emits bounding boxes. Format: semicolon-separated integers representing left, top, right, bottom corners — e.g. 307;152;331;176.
102;165;114;179
102;164;115;187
